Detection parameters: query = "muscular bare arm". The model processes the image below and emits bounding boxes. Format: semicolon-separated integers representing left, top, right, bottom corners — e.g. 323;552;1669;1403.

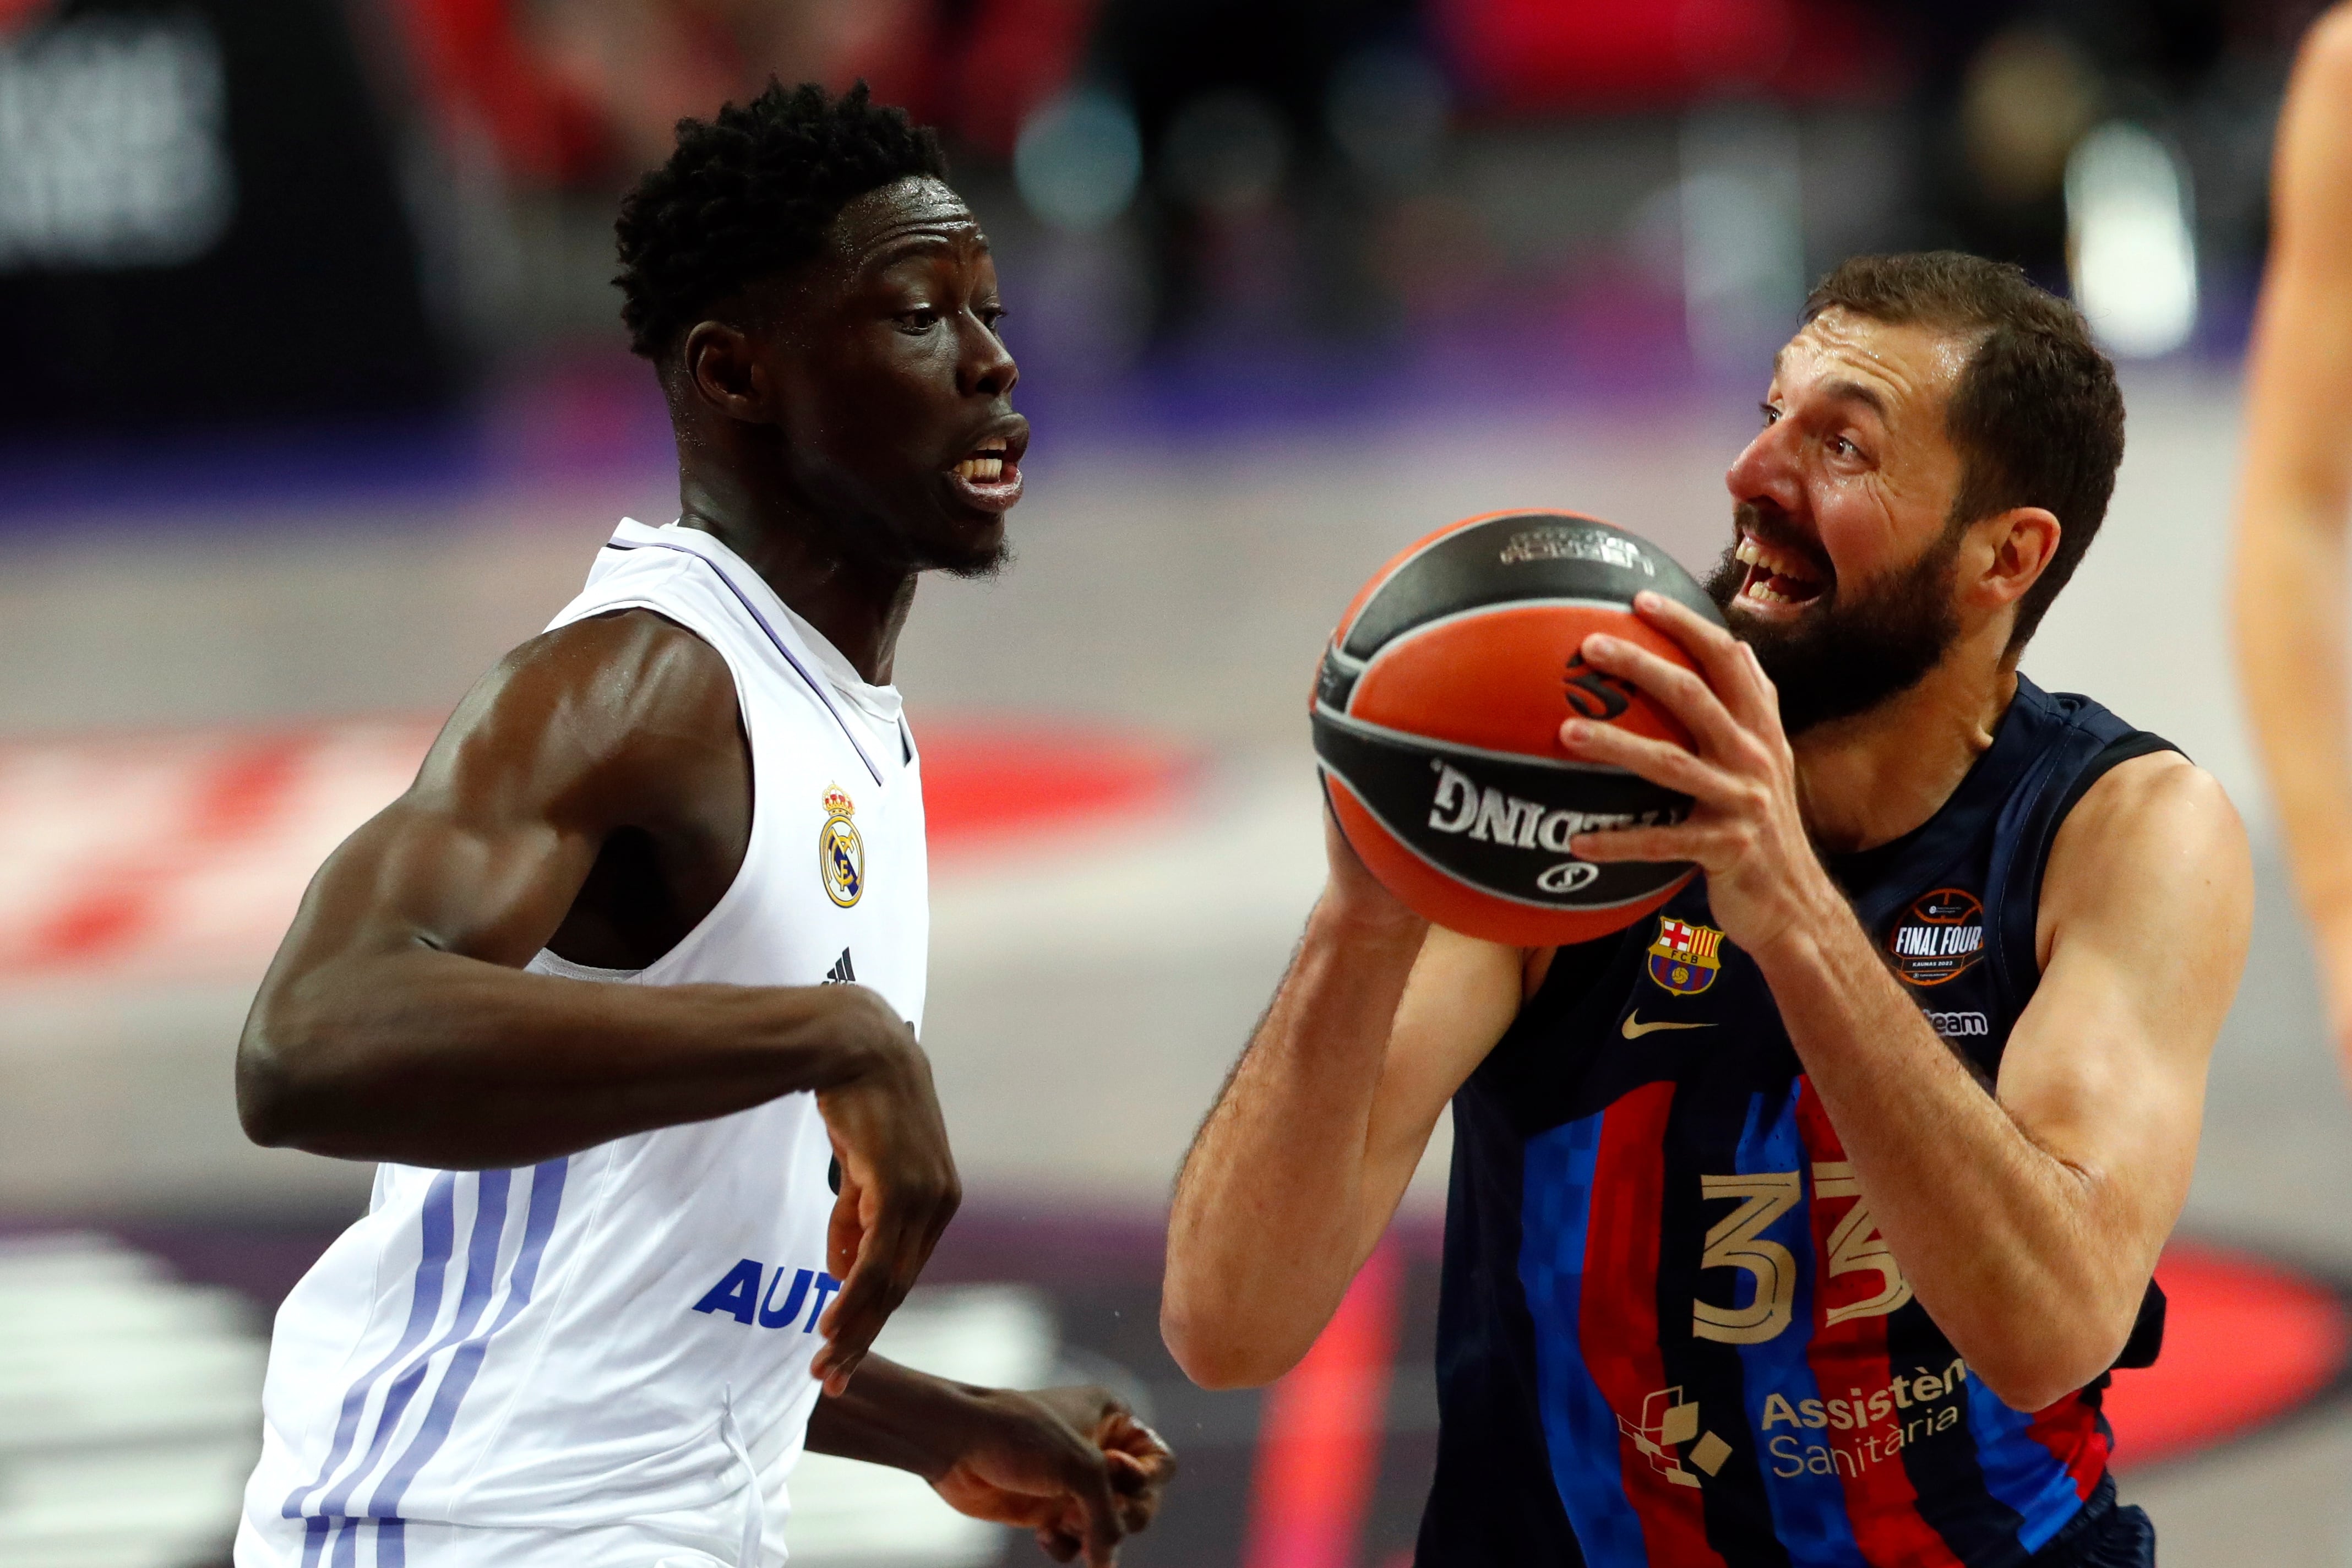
235;609;959;1392
2234;4;2352;1071
1161;818;1525;1389
1571;599;2251;1410
1747;757;2245;1408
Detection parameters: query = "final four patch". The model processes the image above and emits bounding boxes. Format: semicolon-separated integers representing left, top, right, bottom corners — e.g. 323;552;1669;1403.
819;785;863;908
1646;916;1723;995
1886;888;1984;986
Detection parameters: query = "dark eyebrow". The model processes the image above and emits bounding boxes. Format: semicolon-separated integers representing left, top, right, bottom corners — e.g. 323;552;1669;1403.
865;227;988;269
1819;377;1888;419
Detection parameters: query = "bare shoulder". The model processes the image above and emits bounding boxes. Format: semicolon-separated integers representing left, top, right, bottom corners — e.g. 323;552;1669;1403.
505;607;734;716
2278;5;2352;219
412;608;743;820
2039;752;2251;955
2302;2;2352;81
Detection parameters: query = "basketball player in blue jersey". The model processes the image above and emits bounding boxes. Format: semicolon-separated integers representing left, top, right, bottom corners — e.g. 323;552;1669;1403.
231;84;1170;1567
1167;253;2250;1566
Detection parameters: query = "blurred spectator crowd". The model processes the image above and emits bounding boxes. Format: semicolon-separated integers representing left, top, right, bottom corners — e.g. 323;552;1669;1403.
0;0;2327;431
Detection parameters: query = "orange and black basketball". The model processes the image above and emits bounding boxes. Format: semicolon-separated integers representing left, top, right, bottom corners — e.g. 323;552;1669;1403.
1311;509;1724;946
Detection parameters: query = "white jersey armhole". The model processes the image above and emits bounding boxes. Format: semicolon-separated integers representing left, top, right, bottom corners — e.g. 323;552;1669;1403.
527;950;645;983
538;595;772;987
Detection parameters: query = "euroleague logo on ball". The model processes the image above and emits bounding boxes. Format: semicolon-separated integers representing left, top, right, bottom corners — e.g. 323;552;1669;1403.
818;784;863;908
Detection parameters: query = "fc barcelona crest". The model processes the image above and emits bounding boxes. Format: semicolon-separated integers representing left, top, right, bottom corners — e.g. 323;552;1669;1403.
819;785;864;908
1646;916;1723;996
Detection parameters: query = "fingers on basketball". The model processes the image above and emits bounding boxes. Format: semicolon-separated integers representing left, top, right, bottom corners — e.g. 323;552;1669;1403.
1315;511;1720;946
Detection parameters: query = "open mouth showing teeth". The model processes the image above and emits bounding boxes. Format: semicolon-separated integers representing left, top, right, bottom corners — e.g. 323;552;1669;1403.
1734;533;1828;607
953;439;1014;485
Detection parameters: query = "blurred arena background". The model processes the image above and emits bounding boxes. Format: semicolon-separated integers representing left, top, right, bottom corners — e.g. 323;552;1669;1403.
1;0;2349;1564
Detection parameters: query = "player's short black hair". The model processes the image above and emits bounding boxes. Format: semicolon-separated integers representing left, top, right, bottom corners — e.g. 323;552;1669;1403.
1803;252;2125;655
614;80;950;361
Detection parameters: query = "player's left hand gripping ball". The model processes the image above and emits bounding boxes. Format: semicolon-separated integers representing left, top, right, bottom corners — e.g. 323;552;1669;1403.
1559;592;1842;960
929;1384;1177;1566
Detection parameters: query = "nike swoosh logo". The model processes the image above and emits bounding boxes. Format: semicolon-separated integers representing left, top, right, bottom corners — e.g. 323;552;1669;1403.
1622;1011;1717;1039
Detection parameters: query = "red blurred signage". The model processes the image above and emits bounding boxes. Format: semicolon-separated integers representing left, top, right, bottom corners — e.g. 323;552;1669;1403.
1436;0;1897;110
385;0;1099;186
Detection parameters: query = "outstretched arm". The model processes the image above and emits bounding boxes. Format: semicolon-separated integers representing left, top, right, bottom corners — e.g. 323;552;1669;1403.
235;610;959;1392
806;1355;1175;1566
1161;815;1525;1389
2234;4;2352;1079
1569;596;2250;1410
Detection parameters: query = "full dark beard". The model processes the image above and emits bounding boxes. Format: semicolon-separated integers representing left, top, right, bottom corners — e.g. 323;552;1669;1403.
1703;509;1964;737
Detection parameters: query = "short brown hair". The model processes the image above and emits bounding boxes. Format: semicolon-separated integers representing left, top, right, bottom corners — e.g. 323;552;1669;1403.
1802;252;2125;654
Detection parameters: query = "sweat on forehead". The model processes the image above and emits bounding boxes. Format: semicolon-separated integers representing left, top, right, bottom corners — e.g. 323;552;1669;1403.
828;177;982;258
1776;312;1979;393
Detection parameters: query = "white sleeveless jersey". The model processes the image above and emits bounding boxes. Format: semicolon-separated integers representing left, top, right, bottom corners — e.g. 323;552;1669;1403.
239;519;928;1566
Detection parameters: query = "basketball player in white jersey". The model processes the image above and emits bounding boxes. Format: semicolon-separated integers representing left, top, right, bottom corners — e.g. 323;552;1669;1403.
231;83;1173;1568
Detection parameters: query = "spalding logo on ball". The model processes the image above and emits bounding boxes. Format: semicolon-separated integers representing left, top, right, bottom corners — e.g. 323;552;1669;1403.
1311;509;1724;946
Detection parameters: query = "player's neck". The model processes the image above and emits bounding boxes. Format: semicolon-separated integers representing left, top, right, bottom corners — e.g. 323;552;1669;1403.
675;470;916;687
1789;623;2018;855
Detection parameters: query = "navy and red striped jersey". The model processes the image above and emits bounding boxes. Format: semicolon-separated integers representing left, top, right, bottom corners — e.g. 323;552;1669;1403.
1418;677;2172;1567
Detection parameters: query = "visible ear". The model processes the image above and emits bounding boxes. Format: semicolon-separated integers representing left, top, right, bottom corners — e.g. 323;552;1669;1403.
682;320;768;422
1968;506;2062;613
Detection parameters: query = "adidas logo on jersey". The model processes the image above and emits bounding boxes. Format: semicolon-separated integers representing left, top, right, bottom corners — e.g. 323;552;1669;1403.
823;948;856;985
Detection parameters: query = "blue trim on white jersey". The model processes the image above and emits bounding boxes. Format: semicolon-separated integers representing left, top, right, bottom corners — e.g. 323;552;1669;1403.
601;537;886;786
287;1173;460;1532
286;1161;569;1536
312;1170;513;1520
364;1158;570;1517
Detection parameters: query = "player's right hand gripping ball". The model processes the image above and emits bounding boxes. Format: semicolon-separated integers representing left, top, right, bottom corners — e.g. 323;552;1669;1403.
1311;510;1723;946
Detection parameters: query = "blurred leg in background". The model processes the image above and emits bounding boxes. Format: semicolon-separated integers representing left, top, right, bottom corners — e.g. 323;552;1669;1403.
2234;3;2352;1095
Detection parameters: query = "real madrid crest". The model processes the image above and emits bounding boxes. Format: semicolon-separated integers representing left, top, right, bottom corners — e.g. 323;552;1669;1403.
1646;915;1724;995
818;785;864;908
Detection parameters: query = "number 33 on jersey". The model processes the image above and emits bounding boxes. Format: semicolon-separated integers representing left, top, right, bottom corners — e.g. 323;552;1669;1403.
1692;1160;1912;1347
